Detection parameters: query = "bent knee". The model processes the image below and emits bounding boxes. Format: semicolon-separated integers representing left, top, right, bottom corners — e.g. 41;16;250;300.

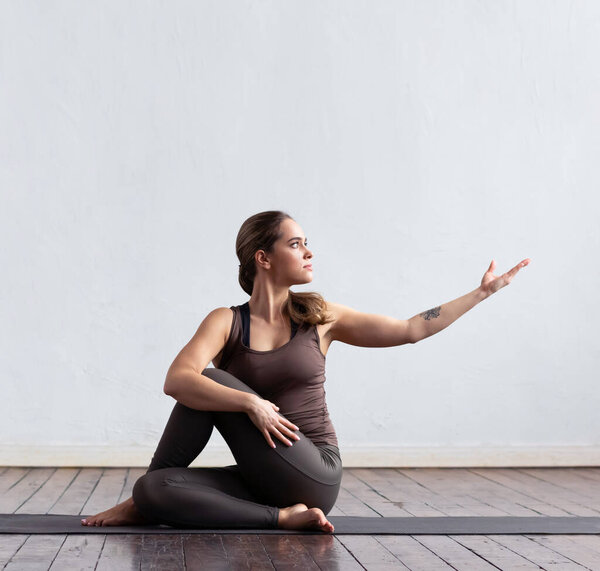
201;367;259;396
132;472;154;512
132;469;174;517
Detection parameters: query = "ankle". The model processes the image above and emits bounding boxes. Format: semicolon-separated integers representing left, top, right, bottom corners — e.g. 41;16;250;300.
277;507;287;528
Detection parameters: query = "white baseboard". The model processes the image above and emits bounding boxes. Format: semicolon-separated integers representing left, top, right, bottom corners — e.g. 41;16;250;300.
1;445;599;467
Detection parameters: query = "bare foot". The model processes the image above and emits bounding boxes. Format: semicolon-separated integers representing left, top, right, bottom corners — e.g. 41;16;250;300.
277;503;335;533
81;496;150;526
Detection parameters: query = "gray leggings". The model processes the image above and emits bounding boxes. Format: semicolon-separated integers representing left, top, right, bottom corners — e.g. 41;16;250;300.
131;367;342;529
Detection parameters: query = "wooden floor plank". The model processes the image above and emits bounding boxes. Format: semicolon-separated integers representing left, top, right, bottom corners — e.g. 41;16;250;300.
299;535;364;570
354;468;450;517
0;468;30;494
343;470;408;516
3;535;65;571
526;534;600;569
566;534;600;556
484;535;587;569
220;534;276;569
139;535;185;571
80;468;128;516
48;535;106;570
578;468;600;482
28;468;105;571
361;468;447;501
48;468;103;515
17;468;79;514
182;534;229;569
506;468;600;515
420;468;542;516
259;535;321;569
118;467;146;503
518;467;600;503
0;468;56;513
411;535;499;570
335;535;409;569
556;468;600;489
469;468;582;516
449;534;545;569
334;486;381;516
459;470;544;516
495;469;600;515
395;468;507;516
0;535;29;568
95;535;143;571
349;468;420;515
375;535;454;570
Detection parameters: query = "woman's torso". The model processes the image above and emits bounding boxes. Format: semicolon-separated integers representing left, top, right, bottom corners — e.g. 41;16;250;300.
213;312;333;367
212;303;338;448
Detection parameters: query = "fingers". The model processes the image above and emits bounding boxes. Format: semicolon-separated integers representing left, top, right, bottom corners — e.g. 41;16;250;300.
265;426;291;447
282;425;301;441
279;417;300;441
257;402;301;447
493;258;530;282
509;259;530;277
272;426;294;446
263;429;276;449
264;422;300;447
281;417;299;431
273;409;300;434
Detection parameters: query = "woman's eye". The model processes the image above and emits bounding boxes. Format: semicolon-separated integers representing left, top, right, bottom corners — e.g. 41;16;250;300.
293;242;308;248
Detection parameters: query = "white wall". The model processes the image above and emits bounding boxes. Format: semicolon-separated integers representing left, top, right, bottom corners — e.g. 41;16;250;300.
1;1;598;467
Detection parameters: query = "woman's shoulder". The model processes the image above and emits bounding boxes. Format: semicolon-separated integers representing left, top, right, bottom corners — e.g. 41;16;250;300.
206;305;237;320
201;306;238;342
313;299;340;339
205;306;240;369
319;299;368;342
321;299;343;324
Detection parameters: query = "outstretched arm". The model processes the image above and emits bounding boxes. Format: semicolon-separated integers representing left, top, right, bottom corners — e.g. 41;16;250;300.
409;258;531;343
327;258;531;347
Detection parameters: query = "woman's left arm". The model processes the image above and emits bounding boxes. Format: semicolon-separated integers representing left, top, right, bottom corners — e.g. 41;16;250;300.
409;257;531;343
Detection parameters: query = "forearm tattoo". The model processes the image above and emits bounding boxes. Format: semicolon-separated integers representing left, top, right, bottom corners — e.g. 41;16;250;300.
419;306;441;320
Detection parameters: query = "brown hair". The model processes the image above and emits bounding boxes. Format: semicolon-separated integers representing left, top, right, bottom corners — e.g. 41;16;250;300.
236;210;334;328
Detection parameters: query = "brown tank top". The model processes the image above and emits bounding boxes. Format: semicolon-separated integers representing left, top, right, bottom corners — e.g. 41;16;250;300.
217;302;338;448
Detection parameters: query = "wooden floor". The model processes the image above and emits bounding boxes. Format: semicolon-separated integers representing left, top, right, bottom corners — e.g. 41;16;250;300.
1;466;600;570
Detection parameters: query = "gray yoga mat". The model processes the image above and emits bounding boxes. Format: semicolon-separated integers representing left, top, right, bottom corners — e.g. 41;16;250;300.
2;514;600;534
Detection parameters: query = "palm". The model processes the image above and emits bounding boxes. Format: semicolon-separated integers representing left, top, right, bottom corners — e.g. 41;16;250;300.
481;258;531;296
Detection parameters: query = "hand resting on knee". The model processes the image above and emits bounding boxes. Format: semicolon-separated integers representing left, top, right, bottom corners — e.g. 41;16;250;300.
245;394;301;449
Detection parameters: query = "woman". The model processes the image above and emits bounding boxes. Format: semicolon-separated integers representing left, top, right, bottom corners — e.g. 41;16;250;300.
81;210;530;531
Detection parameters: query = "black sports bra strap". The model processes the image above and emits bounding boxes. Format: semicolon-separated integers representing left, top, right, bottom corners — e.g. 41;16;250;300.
240;302;250;347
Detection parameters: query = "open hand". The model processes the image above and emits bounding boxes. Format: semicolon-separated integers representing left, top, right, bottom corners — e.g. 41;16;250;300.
246;395;301;449
480;258;531;297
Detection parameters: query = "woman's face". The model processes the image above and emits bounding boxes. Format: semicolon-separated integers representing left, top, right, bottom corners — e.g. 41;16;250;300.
271;218;314;284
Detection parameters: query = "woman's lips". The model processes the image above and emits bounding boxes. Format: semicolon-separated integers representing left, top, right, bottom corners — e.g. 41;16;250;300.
303;265;313;270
